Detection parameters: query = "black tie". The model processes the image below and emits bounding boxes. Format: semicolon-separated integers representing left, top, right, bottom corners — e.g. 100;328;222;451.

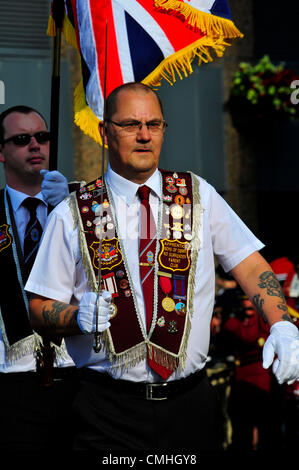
22;197;43;281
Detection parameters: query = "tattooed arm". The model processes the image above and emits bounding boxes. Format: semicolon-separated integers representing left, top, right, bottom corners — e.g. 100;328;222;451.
29;294;82;337
231;251;292;326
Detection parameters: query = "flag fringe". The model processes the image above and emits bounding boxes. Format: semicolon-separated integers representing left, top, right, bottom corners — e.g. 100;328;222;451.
47;8;242;146
154;0;243;39
71;35;232;145
47;12;78;49
143;35;229;87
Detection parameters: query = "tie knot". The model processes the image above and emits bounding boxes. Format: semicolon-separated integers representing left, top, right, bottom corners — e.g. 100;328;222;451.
22;197;40;215
137;185;150;202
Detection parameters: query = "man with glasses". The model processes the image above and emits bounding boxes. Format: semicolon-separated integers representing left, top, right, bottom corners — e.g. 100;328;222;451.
27;83;299;452
0;105;79;451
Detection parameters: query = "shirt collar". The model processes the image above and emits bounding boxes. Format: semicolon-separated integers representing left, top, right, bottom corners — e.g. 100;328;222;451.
6;185;47;212
105;164;161;206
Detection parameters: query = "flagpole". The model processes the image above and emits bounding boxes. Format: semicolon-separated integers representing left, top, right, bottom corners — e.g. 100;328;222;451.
49;0;64;171
38;0;65;388
93;20;108;353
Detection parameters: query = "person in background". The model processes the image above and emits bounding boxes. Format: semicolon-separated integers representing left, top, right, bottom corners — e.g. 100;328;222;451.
0;105;79;451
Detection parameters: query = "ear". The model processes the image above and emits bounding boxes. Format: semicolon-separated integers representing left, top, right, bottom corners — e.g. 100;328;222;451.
0;145;5;164
98;121;108;147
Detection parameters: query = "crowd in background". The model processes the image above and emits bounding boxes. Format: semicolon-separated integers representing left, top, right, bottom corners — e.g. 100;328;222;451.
208;257;299;451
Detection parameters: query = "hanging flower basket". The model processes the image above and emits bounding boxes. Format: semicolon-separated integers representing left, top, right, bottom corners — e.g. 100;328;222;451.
226;55;299;132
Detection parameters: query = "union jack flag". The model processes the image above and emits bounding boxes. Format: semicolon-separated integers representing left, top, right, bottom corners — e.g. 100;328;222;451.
48;0;242;143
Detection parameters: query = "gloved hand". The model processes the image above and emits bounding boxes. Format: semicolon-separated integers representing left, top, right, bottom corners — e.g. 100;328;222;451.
77;291;112;334
40;169;69;206
263;321;299;384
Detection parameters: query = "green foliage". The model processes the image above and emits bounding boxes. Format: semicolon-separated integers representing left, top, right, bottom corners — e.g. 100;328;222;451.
229;55;299;119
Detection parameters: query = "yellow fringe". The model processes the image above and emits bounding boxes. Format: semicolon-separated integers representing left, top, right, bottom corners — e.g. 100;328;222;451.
143;35;229;87
154;0;243;39
47;8;243;146
288;305;299;319
74;80;103;145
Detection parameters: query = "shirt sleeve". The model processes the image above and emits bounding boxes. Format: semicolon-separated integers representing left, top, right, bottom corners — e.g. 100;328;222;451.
25;199;80;304
206;182;264;272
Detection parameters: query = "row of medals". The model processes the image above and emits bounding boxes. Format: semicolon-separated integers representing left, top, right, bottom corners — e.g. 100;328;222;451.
158;173;189;332
163;173;192;241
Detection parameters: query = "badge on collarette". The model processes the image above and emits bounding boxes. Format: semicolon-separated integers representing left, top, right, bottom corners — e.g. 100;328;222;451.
90;238;123;271
0;224;12;253
158;239;191;272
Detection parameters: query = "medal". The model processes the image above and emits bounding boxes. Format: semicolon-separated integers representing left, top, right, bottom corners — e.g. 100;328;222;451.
179;187;188;196
162;297;176;312
175;301;186;316
109;303;118;319
170;205;184;220
174;195;185;206
165;176;175;184
159;275;175;312
166;184;177;194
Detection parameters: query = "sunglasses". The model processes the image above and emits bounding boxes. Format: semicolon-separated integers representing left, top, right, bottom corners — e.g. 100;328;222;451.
2;131;51;147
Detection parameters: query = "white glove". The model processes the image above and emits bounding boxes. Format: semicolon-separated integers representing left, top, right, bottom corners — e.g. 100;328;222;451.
40;169;69;206
77;291;112;334
263;321;299;384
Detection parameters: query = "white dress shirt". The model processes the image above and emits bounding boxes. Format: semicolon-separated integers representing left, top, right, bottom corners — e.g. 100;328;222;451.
0;185;74;372
26;166;264;382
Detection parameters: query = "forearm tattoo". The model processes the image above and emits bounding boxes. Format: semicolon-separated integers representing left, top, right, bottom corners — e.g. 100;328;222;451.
42;301;78;330
252;271;292;323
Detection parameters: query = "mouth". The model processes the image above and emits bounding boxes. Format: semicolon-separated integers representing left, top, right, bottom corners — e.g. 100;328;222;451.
28;155;45;165
134;147;152;153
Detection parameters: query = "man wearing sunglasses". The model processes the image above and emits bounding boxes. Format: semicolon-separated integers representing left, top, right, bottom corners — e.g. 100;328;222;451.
27;83;299;452
0;105;78;451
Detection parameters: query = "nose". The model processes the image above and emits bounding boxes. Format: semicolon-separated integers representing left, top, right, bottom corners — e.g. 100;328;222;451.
136;123;151;140
28;135;40;148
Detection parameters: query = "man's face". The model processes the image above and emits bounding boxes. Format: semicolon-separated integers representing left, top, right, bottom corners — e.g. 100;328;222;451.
0;112;49;186
102;89;165;183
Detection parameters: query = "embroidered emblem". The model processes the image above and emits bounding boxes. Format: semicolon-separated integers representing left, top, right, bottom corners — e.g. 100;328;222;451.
81;206;89;213
159;239;191;272
0;224;12;252
163;195;172;202
90;238;123;271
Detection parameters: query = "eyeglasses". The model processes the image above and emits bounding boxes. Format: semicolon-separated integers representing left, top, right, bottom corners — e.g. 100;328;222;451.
2;131;51;147
106;119;168;134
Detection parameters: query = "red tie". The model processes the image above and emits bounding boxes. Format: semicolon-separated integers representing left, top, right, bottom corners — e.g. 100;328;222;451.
138;185;173;379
